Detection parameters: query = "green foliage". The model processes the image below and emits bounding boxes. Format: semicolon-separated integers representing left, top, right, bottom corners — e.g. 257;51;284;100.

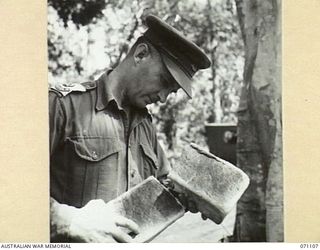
47;0;244;162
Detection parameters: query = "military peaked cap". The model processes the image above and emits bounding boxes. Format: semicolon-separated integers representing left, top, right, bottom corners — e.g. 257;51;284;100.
143;15;211;98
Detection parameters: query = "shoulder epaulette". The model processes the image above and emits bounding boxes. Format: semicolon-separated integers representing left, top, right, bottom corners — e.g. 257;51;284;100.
49;81;97;97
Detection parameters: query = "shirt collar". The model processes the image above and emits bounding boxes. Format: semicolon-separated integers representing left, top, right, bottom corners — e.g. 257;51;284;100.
95;70;116;111
95;70;150;119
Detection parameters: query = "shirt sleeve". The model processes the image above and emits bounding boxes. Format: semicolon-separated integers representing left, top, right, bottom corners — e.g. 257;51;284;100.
49;91;66;156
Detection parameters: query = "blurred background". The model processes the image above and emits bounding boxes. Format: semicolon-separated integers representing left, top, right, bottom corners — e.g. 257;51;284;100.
48;0;282;242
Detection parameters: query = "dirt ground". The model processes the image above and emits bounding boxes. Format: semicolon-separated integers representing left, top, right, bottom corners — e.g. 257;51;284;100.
151;208;236;243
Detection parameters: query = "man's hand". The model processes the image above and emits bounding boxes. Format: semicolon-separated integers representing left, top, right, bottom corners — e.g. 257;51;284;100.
70;199;139;242
51;198;139;243
159;177;207;220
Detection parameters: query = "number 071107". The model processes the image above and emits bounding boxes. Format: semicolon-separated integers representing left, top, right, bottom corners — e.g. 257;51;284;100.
300;244;319;248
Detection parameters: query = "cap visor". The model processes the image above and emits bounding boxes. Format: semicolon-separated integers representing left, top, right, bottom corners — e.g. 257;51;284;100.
161;54;192;99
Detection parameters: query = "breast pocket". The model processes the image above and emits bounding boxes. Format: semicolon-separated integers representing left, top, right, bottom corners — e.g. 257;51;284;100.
68;136;121;162
64;136;122;206
139;142;159;178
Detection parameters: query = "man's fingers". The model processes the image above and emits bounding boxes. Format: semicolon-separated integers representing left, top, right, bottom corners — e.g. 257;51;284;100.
178;193;187;206
115;216;140;235
110;227;134;243
159;178;174;190
177;193;198;213
175;193;189;212
201;213;208;220
187;200;198;213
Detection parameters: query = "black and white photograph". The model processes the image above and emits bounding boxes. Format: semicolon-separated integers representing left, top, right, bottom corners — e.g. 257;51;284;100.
47;0;282;243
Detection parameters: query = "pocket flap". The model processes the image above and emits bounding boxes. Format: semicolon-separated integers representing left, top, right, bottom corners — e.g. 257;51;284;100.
140;143;158;169
67;137;121;162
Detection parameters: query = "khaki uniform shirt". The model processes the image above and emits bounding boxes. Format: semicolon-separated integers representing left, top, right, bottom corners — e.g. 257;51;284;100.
49;71;170;208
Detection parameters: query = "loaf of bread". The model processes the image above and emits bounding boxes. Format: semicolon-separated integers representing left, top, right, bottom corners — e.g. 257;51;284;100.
108;176;185;242
168;143;250;224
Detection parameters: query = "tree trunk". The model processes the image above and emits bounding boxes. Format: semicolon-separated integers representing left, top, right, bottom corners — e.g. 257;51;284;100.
234;0;283;242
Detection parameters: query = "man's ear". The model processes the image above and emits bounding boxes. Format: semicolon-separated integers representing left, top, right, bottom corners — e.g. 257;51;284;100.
133;43;150;64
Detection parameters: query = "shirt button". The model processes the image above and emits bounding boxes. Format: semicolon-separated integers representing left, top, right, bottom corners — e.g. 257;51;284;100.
130;169;135;178
92;151;98;159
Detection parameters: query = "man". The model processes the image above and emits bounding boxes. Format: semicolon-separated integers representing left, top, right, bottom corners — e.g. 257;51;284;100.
49;15;211;242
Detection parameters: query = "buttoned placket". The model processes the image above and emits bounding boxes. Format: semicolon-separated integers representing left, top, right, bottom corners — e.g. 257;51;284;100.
119;110;130;191
96;72;148;191
85;73;153;201
125;111;146;190
121;110;140;190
